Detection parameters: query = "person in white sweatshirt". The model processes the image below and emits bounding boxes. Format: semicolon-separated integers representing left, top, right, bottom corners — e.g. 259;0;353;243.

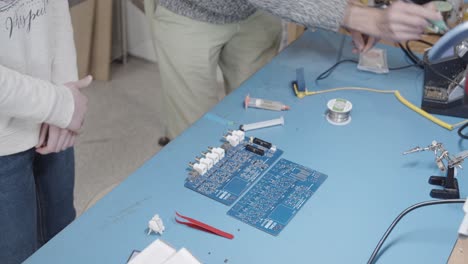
0;1;91;263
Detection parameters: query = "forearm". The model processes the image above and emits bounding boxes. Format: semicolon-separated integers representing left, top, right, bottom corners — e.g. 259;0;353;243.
342;3;382;38
248;0;348;32
0;65;74;128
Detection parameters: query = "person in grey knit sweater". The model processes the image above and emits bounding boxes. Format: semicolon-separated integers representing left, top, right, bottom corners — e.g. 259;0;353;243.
150;0;441;140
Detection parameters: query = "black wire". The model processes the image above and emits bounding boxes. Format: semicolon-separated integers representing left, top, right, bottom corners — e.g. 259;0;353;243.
398;43;424;68
458;122;468;139
315;59;358;81
316;40;462;89
315;59;417;82
367;199;466;264
389;64;419;70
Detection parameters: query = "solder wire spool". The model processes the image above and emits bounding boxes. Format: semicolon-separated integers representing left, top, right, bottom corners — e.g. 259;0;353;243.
326;98;352;126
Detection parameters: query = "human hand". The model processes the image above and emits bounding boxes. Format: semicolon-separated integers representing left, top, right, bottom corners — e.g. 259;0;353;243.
350;30;379;54
376;1;442;41
36;124;76;154
66;75;92;132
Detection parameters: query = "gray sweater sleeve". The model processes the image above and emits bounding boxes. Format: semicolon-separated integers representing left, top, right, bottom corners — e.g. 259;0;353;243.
249;0;348;32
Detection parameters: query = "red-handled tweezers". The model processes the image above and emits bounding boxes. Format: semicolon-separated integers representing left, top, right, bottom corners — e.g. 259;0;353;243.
175;212;234;239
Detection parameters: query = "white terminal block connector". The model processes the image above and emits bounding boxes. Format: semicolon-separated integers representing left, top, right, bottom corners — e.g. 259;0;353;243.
197;157;213;170
204;152;219;164
147;214;165;235
231;130;245;142
225;135;240;147
210;147;225;159
189;162;207;175
458;198;468;236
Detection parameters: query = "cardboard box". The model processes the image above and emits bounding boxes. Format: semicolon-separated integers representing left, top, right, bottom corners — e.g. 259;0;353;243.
70;0;113;81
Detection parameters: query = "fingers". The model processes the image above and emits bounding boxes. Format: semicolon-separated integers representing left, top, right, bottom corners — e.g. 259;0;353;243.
35;123;49;148
393;1;442;21
36;125;58;154
55;129;69;152
62;132;76;150
36;126;77;155
65;78;89;132
71;75;93;89
362;37;378;53
379;1;442;42
351;31;365;54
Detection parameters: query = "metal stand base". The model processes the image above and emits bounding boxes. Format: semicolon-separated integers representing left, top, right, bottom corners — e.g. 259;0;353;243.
428;167;460;199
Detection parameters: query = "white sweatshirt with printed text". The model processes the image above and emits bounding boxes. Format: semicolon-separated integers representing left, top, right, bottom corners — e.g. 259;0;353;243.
0;0;77;155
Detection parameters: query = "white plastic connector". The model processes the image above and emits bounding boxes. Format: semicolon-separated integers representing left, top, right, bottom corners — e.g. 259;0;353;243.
148;214;165;235
231;130;245;142
458;198;468;236
211;147;225;159
225;135;240;147
189;162;207;175
204;152;219;164
198;157;213;170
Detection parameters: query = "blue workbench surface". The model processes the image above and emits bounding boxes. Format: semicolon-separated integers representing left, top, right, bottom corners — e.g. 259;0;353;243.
25;30;467;264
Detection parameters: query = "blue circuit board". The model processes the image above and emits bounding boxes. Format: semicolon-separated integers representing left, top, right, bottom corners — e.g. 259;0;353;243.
185;139;283;205
227;158;327;236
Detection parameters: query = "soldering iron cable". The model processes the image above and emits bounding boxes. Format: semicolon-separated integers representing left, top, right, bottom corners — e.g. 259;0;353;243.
292;84;468;131
367;199;466;264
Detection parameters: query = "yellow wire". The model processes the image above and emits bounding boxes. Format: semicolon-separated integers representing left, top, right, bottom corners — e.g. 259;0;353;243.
292;84;468;131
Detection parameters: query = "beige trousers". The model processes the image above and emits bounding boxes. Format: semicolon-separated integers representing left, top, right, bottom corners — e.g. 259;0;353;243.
153;6;282;138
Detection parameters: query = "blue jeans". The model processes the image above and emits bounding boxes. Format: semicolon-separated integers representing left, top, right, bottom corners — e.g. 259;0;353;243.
0;148;76;264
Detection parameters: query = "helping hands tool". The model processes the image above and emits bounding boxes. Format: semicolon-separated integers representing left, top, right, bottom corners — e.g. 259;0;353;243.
404;141;468;199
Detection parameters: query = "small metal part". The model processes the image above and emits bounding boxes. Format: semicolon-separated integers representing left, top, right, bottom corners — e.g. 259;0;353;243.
423;86;449;102
455;40;468;59
449;150;468;168
403;141;467;171
403;146;423;155
245;145;265;156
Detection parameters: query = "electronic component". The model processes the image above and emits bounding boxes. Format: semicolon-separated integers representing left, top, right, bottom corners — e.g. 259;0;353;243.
250;137;272;149
147;214;165;235
228;158;328;236
195;157;213;170
229;130;245;142
224;134;240;147
202;151;219;164
188;162;208;176
245;144;265;156
185;136;283;205
422;22;468;118
208;147;225;159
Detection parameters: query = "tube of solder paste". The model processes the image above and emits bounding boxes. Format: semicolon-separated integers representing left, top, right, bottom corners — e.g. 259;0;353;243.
244;94;290;111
